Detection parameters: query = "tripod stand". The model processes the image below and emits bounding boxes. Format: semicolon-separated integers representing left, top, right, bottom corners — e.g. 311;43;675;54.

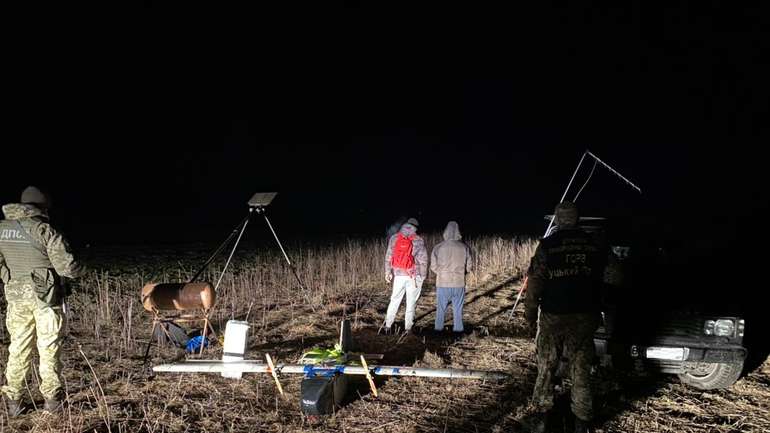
142;192;306;364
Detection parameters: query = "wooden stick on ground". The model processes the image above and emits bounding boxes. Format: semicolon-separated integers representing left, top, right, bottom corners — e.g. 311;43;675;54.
360;355;378;398
265;353;285;397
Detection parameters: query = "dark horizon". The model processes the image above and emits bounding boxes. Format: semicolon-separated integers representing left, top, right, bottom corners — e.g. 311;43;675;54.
0;136;762;248
1;3;767;249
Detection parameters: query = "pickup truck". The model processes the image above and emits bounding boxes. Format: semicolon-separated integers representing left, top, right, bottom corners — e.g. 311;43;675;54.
547;215;748;390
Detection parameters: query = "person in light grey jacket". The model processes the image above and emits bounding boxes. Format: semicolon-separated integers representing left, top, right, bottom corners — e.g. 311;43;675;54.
430;221;472;333
384;218;429;333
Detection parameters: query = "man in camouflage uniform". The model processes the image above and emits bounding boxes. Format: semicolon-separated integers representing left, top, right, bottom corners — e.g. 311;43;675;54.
0;186;83;416
525;201;607;433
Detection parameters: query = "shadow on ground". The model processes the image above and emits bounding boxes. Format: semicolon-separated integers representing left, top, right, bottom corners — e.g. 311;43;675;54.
412;276;521;326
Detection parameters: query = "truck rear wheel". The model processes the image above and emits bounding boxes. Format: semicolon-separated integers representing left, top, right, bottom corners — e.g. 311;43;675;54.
677;361;743;390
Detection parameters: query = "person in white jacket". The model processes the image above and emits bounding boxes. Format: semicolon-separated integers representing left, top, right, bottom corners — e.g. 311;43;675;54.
383;218;428;334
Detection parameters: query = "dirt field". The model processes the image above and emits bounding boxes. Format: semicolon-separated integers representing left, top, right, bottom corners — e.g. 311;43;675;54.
0;238;768;432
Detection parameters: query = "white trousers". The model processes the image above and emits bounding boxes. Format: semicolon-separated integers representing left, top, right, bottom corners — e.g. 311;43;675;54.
385;275;423;330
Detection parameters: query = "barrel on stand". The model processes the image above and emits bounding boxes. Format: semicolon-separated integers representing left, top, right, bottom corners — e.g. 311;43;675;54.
140;282;217;355
141;282;216;312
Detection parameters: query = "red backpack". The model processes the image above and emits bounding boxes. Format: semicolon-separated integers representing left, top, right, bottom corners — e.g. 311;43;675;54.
391;233;416;273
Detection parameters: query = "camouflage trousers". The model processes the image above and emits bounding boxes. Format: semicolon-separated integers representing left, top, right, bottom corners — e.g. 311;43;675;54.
2;282;64;400
532;312;600;421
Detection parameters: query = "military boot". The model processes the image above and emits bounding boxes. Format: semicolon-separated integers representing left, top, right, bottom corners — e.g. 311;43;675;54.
6;399;23;418
529;418;547;433
43;398;62;413
524;410;555;433
574;417;592;433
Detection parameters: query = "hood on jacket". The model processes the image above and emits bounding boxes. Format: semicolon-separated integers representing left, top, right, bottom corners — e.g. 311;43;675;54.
2;203;48;221
400;223;417;237
443;221;462;241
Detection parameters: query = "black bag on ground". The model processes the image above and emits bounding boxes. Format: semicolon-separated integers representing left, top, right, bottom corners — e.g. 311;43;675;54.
152;321;188;348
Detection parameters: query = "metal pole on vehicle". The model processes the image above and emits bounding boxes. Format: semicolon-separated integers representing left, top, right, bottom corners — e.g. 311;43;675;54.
586;151;642;194
544;150;589;237
508;150;642;320
508;151;588;320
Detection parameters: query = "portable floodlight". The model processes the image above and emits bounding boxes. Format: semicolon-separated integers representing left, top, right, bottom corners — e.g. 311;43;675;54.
247;192;278;209
186;192;303;290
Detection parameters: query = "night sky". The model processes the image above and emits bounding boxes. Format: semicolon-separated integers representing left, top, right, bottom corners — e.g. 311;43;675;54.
2;3;767;249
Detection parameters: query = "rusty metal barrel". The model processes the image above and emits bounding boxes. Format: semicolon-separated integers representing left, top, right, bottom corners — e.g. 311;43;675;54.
141;282;216;312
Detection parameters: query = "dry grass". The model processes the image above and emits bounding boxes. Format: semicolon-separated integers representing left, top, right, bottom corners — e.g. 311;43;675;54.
0;234;768;432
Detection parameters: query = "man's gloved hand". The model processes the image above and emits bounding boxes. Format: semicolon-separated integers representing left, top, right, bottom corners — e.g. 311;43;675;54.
524;307;536;326
415;275;424;289
525;320;538;339
524;307;538;338
385;272;393;283
61;277;73;298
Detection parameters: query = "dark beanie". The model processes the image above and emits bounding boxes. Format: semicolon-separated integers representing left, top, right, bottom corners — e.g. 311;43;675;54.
554;201;579;227
21;186;51;209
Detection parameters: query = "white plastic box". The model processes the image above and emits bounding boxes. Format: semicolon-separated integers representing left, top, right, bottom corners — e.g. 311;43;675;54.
221;320;250;379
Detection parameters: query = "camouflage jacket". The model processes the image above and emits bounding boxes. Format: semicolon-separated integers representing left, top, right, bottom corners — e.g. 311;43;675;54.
0;203;83;304
524;228;606;321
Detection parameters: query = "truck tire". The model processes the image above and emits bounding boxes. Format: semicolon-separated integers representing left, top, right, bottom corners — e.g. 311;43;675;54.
677;361;743;390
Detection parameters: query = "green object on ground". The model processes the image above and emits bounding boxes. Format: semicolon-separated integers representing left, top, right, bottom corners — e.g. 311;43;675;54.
299;343;345;365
